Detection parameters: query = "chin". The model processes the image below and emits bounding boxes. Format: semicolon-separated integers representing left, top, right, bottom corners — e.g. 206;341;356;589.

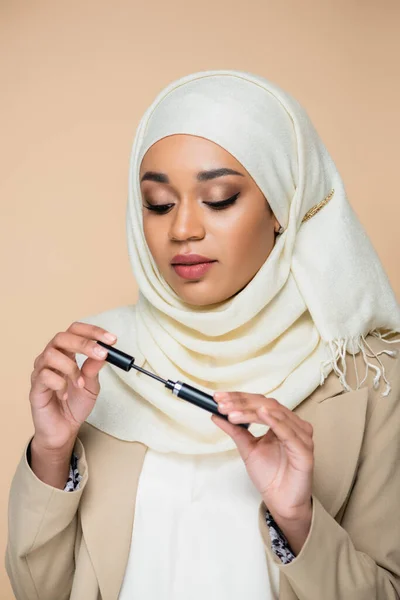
173;284;234;307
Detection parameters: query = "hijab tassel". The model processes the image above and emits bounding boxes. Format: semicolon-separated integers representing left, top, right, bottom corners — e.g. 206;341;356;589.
320;330;400;397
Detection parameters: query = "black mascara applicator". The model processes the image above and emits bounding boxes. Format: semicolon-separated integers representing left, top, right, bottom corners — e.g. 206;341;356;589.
96;341;250;430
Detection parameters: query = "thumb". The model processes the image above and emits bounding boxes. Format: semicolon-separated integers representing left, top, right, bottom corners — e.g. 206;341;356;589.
81;356;106;378
211;414;256;461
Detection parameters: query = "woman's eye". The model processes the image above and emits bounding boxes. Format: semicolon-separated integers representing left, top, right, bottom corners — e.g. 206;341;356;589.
143;203;174;214
204;192;240;210
142;192;240;214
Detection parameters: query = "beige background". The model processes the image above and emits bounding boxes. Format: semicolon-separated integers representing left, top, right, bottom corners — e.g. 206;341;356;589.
1;0;400;596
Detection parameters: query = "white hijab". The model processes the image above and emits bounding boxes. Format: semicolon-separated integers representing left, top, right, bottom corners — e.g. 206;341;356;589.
77;69;400;454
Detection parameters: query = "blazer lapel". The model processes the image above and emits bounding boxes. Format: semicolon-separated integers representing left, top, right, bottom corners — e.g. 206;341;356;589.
78;423;148;600
294;377;369;516
277;379;369;600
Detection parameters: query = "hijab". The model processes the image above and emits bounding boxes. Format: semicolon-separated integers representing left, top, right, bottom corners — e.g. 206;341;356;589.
76;69;400;453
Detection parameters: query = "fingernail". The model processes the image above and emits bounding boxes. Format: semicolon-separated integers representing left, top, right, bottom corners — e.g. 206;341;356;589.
229;412;242;421
214;392;229;401
94;346;108;357
77;376;85;388
104;332;117;343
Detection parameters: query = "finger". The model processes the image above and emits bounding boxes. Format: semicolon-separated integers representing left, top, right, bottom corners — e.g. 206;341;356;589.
224;408;311;449
50;368;71;399
34;347;83;388
45;331;112;364
215;393;285;423
65;323;118;382
67;321;118;345
215;393;303;431
31;368;68;402
79;355;108;383
279;409;314;436
263;409;313;449
256;408;313;449
216;393;313;437
215;392;279;413
31;366;67;404
41;322;118;362
211;414;257;461
224;410;264;425
257;408;314;456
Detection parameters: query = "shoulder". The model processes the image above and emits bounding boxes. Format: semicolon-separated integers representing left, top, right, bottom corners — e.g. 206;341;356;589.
312;333;400;419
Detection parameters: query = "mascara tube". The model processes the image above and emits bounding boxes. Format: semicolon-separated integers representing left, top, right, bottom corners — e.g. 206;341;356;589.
96;341;250;430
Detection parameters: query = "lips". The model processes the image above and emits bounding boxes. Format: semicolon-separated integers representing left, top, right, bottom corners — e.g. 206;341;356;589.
170;254;217;280
171;254;215;266
172;262;216;280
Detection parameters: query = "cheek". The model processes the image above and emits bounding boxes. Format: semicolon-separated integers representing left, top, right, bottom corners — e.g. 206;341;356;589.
142;219;165;265
212;211;274;263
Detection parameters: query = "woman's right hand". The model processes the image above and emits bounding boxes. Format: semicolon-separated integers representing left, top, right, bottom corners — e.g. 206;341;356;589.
29;321;117;452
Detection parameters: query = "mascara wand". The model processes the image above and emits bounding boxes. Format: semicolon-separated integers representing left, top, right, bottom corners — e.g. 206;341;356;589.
96;341;250;430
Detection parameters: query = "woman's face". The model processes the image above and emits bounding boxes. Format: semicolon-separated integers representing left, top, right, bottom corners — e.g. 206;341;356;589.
140;134;280;307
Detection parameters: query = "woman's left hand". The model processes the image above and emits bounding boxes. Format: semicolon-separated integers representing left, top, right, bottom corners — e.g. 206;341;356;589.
212;391;314;553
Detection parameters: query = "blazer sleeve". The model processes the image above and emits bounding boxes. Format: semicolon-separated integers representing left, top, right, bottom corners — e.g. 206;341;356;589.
258;357;400;600
5;436;88;600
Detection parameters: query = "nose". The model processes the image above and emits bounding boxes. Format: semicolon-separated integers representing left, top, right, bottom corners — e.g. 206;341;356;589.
169;201;205;242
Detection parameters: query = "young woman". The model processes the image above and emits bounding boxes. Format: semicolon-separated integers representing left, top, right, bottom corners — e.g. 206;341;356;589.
6;70;400;600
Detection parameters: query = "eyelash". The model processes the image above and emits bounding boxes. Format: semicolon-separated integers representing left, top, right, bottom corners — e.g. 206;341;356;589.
143;192;241;214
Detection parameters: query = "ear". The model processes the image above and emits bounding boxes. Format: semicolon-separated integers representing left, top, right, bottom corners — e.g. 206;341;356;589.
265;200;282;234
273;216;281;234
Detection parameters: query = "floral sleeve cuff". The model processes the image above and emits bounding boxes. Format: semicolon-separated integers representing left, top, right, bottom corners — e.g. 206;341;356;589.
63;452;82;492
63;454;295;564
265;509;296;564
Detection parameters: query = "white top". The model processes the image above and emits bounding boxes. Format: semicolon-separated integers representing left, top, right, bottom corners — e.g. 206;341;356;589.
118;447;279;599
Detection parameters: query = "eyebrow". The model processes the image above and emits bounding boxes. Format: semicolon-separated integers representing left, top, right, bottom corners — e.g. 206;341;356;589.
140;167;245;184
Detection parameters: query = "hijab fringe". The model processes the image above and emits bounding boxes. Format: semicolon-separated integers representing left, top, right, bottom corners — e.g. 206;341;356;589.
320;329;400;397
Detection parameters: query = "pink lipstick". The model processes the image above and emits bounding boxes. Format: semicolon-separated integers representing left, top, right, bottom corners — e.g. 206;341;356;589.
171;254;217;280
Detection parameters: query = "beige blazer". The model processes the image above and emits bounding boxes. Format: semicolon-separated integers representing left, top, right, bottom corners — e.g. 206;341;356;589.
5;335;400;600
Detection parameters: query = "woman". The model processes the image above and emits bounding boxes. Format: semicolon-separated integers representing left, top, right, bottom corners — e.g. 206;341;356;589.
5;70;400;600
